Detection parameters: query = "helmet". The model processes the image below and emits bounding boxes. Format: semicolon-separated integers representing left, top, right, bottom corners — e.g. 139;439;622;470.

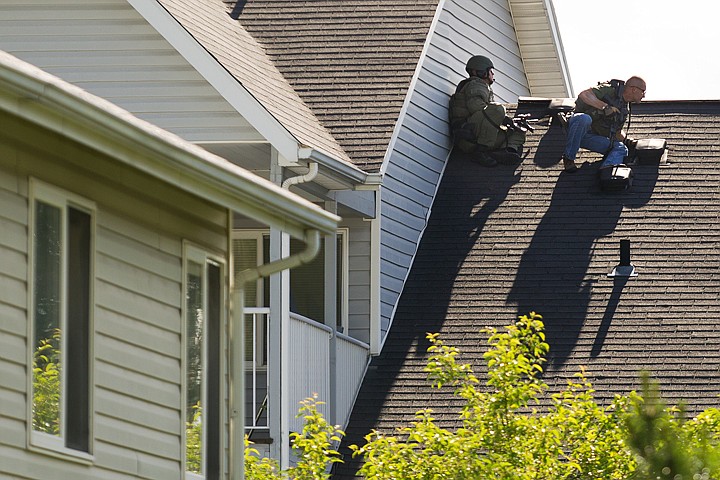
466;55;494;75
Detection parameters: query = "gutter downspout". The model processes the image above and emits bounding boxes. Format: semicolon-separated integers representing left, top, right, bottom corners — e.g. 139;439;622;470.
278;161;319;468
282;161;319;190
230;229;322;479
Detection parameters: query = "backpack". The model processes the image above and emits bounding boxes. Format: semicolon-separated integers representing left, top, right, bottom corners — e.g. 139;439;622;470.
598;165;634;192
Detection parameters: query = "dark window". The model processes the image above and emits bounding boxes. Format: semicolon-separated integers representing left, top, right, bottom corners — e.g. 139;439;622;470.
31;186;93;456
185;251;224;479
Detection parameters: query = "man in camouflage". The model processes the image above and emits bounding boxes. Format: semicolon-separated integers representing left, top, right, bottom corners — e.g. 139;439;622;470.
449;55;526;167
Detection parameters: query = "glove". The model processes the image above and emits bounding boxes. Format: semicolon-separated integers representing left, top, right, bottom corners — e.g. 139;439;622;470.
624;137;638;149
501;116;515;129
602;105;620;116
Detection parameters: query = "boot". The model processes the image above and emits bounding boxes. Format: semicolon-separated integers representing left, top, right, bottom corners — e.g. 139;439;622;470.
562;155;577;173
489;148;522;165
471;151;498;168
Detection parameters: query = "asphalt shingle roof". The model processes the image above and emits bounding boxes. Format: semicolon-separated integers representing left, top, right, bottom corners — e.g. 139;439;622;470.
159;0;352;163
334;100;720;478
226;0;440;172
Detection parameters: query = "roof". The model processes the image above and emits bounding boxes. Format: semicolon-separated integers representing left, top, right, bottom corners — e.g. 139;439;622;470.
226;0;441;173
335;100;720;477
0;50;339;239
155;0;352;165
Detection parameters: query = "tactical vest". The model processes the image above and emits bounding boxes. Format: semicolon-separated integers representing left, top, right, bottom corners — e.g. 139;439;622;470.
574;79;628;138
449;77;506;149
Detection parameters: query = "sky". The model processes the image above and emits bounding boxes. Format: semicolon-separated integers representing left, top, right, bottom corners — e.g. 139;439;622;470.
551;0;720;100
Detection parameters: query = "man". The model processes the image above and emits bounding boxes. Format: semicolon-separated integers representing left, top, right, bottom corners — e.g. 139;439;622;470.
449;55;526;167
562;76;647;173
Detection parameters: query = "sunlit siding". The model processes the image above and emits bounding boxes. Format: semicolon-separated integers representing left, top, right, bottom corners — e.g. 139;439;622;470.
0;111;228;479
379;0;532;340
0;0;259;143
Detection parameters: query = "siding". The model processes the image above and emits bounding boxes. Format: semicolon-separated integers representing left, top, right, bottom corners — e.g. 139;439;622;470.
0;112;228;479
378;0;532;340
0;0;260;143
344;218;372;344
0;166;30;477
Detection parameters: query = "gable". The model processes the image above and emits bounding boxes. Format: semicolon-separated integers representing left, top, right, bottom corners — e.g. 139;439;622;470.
0;0;265;144
155;0;351;164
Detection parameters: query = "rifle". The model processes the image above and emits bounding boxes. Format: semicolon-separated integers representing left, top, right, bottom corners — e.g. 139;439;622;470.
503;113;536;133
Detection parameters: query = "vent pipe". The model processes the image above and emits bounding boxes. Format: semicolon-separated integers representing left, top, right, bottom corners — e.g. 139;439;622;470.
608;239;637;277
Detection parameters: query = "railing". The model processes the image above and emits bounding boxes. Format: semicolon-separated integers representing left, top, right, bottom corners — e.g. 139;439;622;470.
245;307;270;432
334;331;371;427
288;313;333;432
244;309;370;436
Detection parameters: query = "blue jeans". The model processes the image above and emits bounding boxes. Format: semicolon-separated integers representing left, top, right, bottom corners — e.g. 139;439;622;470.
563;113;628;167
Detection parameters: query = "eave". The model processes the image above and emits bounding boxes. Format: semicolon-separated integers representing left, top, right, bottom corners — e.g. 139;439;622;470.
508;0;574;98
0;50;339;239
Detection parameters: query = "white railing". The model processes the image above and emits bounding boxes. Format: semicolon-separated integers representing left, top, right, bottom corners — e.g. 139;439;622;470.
245;307;270;431
334;331;370;427
288;313;332;432
244;309;371;436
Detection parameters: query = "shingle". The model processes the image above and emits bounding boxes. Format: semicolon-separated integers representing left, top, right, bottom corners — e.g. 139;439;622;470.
335;101;720;478
228;0;441;173
158;0;353;163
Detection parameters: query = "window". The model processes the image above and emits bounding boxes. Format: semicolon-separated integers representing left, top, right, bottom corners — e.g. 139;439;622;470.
184;246;225;480
232;230;348;331
232;230;347;435
29;179;94;458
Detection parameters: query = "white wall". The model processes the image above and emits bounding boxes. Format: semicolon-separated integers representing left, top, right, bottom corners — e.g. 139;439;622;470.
379;0;531;340
0;0;259;143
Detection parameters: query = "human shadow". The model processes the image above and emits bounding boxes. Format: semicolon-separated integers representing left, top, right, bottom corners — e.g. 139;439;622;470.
507;124;659;367
399;151;523;356
335;150;523;477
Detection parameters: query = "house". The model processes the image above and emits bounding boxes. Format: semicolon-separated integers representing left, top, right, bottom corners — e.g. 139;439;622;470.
335;100;720;477
0;0;572;471
0;50;337;478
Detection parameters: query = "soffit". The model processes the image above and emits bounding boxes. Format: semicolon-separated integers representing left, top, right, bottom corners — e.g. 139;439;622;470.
507;0;573;97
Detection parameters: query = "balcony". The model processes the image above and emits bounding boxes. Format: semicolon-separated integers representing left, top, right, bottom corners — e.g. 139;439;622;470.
244;308;370;443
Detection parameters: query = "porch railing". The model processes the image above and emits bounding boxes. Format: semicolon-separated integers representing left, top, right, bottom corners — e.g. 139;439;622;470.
244;309;370;435
244;307;270;432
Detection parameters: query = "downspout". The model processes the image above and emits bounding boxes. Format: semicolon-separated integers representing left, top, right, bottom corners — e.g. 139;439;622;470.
230;229;321;479
279;160;319;468
230;162;322;477
281;161;319;190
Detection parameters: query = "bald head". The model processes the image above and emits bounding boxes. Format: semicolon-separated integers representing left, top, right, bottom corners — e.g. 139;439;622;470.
624;76;647;103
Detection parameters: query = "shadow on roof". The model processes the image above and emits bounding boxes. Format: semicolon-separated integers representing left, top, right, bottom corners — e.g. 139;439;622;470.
227;1;246;19
507;123;660;366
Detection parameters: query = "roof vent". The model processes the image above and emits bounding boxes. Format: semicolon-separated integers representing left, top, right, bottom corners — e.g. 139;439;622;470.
608;239;637;277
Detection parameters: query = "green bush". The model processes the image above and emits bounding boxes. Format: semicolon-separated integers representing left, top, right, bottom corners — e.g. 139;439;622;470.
32;334;61;435
244;395;344;479
349;312;720;480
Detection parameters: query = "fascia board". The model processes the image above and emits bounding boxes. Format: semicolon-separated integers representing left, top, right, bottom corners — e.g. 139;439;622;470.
127;0;300;164
302;147;381;188
542;0;574;96
0;51;339;239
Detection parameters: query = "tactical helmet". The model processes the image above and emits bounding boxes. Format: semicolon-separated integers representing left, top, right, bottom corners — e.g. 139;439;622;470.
466;55;494;75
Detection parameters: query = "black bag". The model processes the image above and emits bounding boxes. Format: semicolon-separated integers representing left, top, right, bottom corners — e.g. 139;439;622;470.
599;165;634;192
632;138;668;165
